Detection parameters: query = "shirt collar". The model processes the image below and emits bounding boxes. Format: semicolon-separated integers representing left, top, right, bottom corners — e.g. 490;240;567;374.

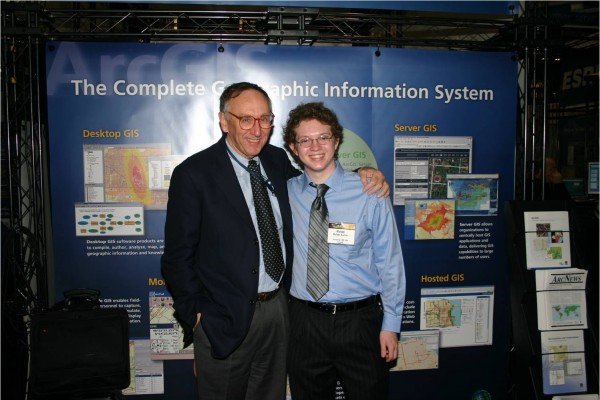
300;160;344;193
225;140;257;171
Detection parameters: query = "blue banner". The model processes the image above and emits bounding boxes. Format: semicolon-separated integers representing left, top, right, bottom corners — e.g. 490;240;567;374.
107;1;518;14
46;41;517;399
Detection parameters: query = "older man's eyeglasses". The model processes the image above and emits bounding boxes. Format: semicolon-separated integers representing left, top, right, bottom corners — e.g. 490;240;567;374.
226;111;274;130
296;134;334;148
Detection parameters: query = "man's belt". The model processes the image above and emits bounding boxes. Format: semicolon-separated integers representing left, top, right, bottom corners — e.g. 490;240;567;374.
291;295;378;314
256;287;280;302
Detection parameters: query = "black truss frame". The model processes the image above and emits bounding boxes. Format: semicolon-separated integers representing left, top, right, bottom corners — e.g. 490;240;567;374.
1;2;597;399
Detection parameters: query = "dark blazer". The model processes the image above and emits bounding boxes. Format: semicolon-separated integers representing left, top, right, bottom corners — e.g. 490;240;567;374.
161;136;299;359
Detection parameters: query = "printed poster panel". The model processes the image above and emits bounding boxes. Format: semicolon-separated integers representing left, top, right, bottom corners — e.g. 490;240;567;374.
46;41;516;399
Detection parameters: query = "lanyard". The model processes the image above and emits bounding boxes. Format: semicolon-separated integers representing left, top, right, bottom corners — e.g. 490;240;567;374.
226;145;276;195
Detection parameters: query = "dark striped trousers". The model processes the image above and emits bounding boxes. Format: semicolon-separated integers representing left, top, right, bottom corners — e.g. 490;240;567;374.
288;296;389;400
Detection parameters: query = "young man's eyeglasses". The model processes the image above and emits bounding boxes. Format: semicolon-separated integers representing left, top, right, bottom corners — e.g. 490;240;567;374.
295;134;334;148
226;111;274;130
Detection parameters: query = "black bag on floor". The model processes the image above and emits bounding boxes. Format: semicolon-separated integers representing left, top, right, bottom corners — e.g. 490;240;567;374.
29;288;130;397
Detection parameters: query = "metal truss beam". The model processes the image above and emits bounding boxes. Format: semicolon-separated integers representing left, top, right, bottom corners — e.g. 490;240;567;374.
3;2;596;51
0;2;597;397
0;2;549;50
2;6;50;398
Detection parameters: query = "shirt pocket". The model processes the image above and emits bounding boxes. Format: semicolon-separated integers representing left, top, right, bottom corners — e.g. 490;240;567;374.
328;213;364;259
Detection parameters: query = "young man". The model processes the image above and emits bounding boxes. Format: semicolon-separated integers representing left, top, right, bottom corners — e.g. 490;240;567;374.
283;102;406;400
161;83;390;400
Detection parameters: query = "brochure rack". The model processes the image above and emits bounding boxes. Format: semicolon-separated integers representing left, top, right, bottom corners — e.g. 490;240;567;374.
505;200;598;400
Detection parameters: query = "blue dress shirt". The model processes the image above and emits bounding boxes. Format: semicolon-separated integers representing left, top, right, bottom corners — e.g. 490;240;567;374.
288;161;406;332
226;140;285;292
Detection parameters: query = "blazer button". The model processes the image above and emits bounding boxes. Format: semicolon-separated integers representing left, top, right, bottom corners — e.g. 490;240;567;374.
249;299;256;306
251;268;258;274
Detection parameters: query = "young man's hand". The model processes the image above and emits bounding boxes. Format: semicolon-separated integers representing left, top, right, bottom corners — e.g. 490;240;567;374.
380;331;399;362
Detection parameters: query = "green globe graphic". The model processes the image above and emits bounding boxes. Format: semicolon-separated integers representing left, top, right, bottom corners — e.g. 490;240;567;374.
337;128;378;170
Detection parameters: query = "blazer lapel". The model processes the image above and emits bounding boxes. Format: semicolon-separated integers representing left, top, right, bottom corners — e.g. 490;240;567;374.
213;137;256;230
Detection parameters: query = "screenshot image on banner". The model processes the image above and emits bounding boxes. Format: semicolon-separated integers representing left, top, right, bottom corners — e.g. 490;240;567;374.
149;291;194;360
83;143;178;210
447;173;499;216
404;199;455;240
393;136;472;205
419;285;494;348
524;211;571;269
75;202;144;236
391;330;440;371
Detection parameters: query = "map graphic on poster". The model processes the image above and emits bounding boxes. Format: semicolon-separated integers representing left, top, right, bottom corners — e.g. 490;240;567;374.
83;144;173;210
447;173;499;216
149;291;194;360
393;136;472;205
423;298;462;328
391;330;440;371
420;286;495;348
404;199;456;240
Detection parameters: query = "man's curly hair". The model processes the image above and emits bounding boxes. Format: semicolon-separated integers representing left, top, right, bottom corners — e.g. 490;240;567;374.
282;102;344;168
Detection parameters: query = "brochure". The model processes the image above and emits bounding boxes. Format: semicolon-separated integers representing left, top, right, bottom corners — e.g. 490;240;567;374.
536;290;588;331
536;268;588;292
541;330;587;395
524;211;571;269
536;269;588;331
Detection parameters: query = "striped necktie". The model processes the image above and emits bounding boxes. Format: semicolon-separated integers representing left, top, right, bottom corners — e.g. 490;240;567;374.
307;183;329;301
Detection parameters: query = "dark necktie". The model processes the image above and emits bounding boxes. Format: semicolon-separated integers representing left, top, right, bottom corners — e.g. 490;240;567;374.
248;159;285;283
307;183;330;301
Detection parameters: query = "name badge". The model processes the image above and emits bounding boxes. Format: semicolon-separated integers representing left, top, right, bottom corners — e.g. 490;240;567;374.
327;222;356;245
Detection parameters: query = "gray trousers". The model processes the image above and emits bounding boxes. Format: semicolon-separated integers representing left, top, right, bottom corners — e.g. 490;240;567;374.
194;290;289;400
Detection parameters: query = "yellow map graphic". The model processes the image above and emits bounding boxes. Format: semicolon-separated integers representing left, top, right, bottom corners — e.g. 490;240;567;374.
548;345;569;363
104;146;171;208
392;333;439;371
149;295;177;325
415;200;455;239
424;299;460;328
